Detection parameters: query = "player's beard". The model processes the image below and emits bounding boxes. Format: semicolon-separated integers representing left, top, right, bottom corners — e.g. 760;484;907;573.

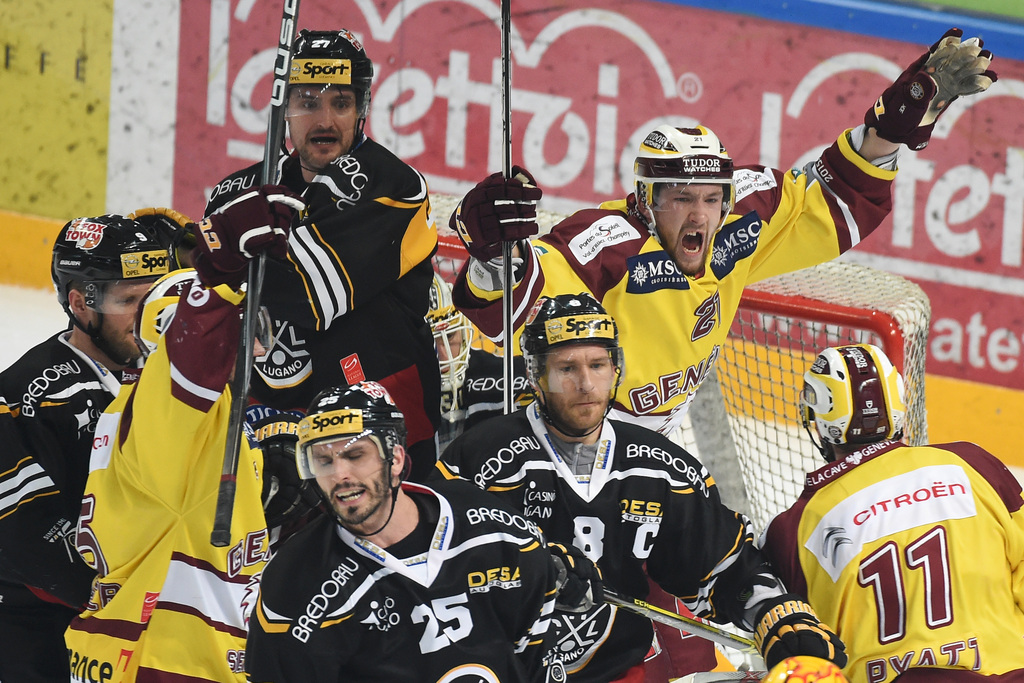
97;315;143;366
328;467;393;532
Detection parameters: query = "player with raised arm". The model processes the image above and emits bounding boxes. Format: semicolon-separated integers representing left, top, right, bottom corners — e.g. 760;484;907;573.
433;294;847;682
64;187;305;682
246;381;565;682
448;29;996;438
760;344;1024;683
0;215;171;682
205;28;441;480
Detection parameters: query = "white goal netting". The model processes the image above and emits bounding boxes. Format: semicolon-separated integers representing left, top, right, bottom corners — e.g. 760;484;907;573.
429;193;932;532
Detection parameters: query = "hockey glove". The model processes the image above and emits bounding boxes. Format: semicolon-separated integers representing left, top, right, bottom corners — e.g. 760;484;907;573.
192;185;304;288
865;27;997;150
128;206;198;269
251;412;320;528
754;594;847;670
549;542;604;613
451;166;541;261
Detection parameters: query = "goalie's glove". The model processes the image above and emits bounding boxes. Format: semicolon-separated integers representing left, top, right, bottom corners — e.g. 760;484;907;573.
451;166;541;261
548;542;604;613
128;206;198;270
753;594;847;670
251;412;320;528
865;27;997;151
191;185;304;288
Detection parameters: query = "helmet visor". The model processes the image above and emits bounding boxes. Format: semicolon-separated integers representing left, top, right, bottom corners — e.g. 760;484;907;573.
297;432;385;480
285;84;359;119
86;278;160;315
531;345;623;395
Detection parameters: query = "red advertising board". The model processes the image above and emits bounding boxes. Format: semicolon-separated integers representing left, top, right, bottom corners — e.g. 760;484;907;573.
173;0;1024;389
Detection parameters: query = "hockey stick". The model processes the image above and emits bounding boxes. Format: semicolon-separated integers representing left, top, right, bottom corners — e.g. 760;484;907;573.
211;0;300;547
499;0;515;415
602;588;760;655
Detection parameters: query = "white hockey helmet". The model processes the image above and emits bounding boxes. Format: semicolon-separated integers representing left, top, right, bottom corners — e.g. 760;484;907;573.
801;343;906;457
133;269;199;359
634;124;735;232
425;272;474;399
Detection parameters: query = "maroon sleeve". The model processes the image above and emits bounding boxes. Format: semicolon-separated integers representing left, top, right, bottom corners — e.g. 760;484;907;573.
938;441;1024;513
763;497;813;598
166;286;242;411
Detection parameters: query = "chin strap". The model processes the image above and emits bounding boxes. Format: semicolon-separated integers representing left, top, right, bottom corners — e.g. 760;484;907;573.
801;411;836;463
352;464;403;539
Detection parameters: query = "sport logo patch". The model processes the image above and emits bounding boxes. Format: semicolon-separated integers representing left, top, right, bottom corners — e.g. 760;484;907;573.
121;250;170;278
64;218;105;250
290;58;352;84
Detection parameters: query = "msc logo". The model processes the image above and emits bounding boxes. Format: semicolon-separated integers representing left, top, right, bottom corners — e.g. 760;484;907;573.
467;566;521;593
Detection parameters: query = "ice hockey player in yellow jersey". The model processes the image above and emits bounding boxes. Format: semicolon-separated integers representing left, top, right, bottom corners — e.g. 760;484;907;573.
65;187;304;682
448;28;997;438
761;344;1024;683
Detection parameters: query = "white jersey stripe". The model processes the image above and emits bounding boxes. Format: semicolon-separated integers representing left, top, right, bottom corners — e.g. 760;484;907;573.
161;556;248;632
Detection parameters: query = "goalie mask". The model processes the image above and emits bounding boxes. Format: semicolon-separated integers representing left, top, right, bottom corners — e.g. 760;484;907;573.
521;293;624;437
425;272;474;408
288;29;374;139
633;124;735;235
801;343;906;460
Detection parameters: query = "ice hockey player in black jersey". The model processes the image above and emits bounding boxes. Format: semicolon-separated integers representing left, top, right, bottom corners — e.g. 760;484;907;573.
246;381;568;682
434;293;847;682
426;272;531;452
204;28;441;480
0;214;171;682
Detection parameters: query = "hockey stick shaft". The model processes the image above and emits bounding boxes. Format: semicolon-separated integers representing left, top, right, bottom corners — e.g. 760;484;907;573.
603;588;760;654
499;0;515;415
211;0;300;547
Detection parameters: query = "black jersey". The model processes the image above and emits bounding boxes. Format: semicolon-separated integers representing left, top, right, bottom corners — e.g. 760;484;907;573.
0;331;136;606
435;403;777;682
205;138;441;461
438;350;531;454
247;479;559;683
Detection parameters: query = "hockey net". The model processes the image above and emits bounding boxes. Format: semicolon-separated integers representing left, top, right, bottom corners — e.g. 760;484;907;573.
428;192;931;532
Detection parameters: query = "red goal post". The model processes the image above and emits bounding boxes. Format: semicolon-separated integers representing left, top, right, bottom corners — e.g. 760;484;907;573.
429;194;931;529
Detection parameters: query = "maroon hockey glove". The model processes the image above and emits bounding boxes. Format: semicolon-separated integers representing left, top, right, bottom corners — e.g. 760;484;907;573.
192;185;304;288
865;28;997;150
548;542;604;613
754;594;847;670
450;166;541;261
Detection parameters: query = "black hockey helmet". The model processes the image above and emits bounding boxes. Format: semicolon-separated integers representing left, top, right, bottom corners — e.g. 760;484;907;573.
520;294;624;437
521;293;623;372
52;214;172;320
289;29;373;130
296;381;406;480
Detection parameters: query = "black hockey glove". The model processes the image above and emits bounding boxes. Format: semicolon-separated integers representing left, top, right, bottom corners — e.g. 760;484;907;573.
548;542;603;613
192;185;304;288
451;166;541;261
754;594;847;670
251;413;319;528
865;27;997;150
128;206;198;270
